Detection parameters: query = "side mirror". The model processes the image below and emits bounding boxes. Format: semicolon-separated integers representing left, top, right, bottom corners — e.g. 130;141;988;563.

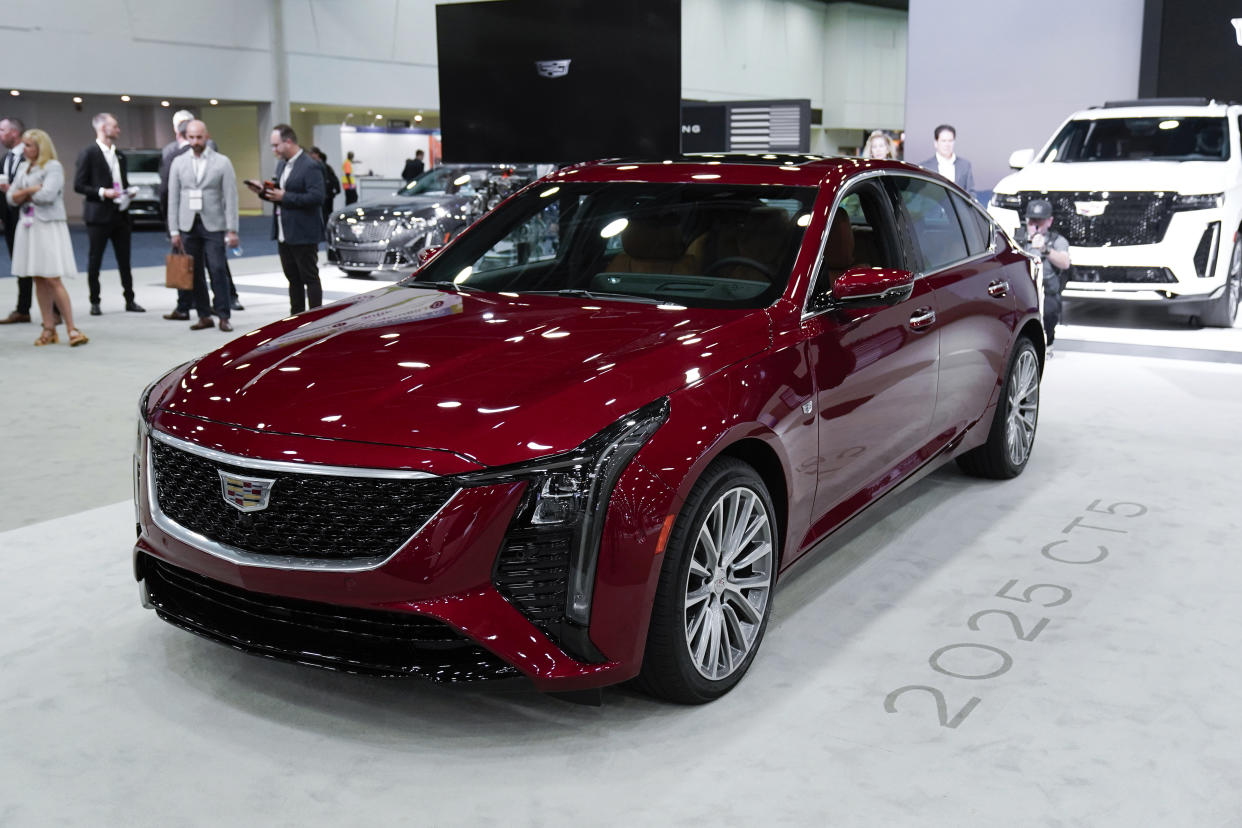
418;245;443;265
832;266;915;306
1008;148;1036;170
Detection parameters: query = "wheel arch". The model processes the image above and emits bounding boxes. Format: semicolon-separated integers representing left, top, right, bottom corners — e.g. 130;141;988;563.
716;438;790;569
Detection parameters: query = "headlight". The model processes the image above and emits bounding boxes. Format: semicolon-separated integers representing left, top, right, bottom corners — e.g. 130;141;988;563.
459;398;670;629
1172;193;1224;210
990;192;1023;210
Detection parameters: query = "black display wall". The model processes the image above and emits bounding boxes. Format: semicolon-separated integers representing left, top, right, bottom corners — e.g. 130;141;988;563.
1140;0;1242;100
436;0;681;163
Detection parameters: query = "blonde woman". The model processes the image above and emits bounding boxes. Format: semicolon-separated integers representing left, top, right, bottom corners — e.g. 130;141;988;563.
863;130;895;161
6;128;86;346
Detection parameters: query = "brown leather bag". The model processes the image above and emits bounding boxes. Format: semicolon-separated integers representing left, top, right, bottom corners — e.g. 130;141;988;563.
165;252;194;290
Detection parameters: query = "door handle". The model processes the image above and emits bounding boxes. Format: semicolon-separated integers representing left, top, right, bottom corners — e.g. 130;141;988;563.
988;280;1010;298
909;307;936;330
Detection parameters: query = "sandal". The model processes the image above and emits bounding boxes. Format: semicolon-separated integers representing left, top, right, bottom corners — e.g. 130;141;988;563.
34;327;58;346
68;329;89;347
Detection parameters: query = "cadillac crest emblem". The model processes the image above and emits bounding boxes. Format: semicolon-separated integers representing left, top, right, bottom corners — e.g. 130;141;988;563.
218;470;276;513
536;59;571;78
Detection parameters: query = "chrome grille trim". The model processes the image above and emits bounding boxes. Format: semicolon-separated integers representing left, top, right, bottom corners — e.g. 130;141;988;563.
150;430;438;479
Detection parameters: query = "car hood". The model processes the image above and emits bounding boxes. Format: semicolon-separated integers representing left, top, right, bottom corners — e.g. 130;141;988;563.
344;192;467;216
995;160;1235;195
155;287;770;469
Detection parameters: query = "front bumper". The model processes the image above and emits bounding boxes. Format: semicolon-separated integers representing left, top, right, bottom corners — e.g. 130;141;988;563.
133;414;675;692
327;242;415;272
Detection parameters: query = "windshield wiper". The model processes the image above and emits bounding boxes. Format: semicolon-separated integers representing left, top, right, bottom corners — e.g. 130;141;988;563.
410;280;484;293
522;289;666;305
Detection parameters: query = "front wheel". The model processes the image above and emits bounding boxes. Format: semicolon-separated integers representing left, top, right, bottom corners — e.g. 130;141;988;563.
636;458;777;704
1202;237;1241;328
957;337;1041;479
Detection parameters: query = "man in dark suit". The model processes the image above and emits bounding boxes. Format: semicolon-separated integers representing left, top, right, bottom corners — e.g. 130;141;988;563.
0;116;33;324
252;124;324;314
918;124;975;198
401;149;425;183
73;112;144;315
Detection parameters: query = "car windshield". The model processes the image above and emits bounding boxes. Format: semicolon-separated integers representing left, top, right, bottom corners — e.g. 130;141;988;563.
405;181;818;309
398;167;482;196
126;150;162;173
1041;116;1230;162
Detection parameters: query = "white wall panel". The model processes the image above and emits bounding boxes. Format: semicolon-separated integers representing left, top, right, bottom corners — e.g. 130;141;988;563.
906;0;1143;191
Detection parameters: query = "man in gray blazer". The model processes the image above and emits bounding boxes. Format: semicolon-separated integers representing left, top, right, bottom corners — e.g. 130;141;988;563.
919;124;975;197
166;119;240;331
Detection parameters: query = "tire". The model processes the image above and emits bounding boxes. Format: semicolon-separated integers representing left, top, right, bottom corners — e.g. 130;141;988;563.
957;337;1041;480
635;457;778;704
1202;236;1241;328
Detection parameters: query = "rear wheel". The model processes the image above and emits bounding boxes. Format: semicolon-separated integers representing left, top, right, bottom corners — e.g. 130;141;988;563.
1202;237;1241;328
636;458;777;704
957;337;1041;479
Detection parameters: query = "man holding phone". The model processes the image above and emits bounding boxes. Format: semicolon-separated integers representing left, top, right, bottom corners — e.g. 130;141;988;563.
247;124;324;314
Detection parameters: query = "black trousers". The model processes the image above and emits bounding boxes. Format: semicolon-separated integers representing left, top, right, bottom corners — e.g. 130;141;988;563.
176;216;231;319
344;189;358;205
86;213;135;305
278;242;321;313
3;210;34;314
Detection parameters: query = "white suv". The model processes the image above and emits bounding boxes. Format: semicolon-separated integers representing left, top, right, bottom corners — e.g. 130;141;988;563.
988;99;1242;327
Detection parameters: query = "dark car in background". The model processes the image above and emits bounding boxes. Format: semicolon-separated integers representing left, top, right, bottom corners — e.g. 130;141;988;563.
124;148;163;227
134;155;1043;703
326;163;538;277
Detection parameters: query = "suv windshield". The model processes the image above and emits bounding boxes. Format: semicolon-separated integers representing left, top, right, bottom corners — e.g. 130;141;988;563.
398;166;481;196
405;181;817;309
1041;116;1230;162
125;150;162;173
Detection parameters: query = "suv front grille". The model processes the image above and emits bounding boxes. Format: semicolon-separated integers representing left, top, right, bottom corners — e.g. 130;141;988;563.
150;438;457;562
141;554;519;681
1015;191;1173;247
332;222;393;244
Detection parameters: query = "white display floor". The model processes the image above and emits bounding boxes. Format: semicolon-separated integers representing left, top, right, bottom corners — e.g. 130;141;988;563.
1;267;1240;826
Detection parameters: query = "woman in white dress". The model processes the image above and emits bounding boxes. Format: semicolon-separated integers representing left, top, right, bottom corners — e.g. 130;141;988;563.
6;128;87;346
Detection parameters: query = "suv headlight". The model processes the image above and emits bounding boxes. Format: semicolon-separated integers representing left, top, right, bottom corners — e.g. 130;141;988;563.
459;398;670;630
990;192;1023;210
1172;193;1224;211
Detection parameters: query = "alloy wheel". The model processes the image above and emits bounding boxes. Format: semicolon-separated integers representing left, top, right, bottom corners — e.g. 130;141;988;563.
1005;349;1040;467
683;486;774;681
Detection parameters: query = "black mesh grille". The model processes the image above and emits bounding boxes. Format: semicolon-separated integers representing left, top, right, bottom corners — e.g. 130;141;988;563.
141;554;520;681
1014;191;1173;247
1069;266;1177;284
493;529;572;626
151;439;457;561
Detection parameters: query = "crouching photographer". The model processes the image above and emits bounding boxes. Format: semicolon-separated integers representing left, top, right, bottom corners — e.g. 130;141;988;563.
1016;198;1071;348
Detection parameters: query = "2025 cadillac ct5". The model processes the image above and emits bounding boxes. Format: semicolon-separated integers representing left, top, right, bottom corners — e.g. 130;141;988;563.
133;155;1043;704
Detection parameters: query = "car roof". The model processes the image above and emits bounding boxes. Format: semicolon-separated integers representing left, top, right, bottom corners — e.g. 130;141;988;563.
550;154;911;187
1071;100;1240;119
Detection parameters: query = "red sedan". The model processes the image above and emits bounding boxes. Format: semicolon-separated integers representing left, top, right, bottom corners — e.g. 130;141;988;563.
133;155;1042;703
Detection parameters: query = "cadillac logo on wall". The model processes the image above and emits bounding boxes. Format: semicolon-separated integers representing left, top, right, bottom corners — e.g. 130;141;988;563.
536;59;571;78
218;471;276;513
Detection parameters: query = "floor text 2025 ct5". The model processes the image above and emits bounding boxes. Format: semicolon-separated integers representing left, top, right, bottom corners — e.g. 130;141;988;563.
133;155;1043;703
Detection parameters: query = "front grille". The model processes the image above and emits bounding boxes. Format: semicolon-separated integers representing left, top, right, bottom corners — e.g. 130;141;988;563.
1069;266;1176;284
1015;191;1173;247
493;529;573;625
151;439;456;562
332;245;387;267
333;222;392;244
141;554;519;681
